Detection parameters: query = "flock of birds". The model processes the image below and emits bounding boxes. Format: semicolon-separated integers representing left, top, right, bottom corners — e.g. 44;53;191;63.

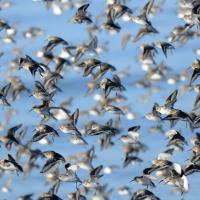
1;0;200;199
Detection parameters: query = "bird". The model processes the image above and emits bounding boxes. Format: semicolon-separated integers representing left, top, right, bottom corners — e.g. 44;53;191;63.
60;108;88;144
0;124;22;150
156;41;175;57
58;163;82;188
130;0;155;26
1;177;12;193
72;3;92;24
0;19;11;31
123;154;143;168
44;36;69;52
19;55;45;77
100;74;126;97
18;193;34;200
40;151;65;173
130;175;156;188
101;9;121;33
0;154;23;175
131;189;160;200
0;82;12;106
30;81;54;102
31;124;59;143
109;2;132;19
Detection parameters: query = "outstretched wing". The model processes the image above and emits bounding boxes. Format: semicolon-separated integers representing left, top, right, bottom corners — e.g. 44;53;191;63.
1;82;11;96
41;159;57;173
7;124;22;136
35;81;46;92
78;3;90;13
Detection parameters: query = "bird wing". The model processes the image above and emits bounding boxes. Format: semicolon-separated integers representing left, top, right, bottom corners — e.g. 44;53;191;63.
7;124;22;136
41;159;57;173
1;82;11;96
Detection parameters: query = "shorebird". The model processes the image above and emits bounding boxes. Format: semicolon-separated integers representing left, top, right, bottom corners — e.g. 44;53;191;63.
0;19;11;31
30;100;70;121
31;124;59;142
41;151;65;173
101;9;121;33
58;163;82;188
60;108;87;145
23;27;45;39
189;59;200;85
0;82;12;106
130;0;155;26
1;177;12;193
123;154;143;168
19;55;45;77
133;23;159;42
44;36;69;52
100;74;126;97
0;124;22;150
120;125;140;144
155;41;175;57
108;1;132;19
74;36;97;61
130;175;156;188
154;89;178;114
30;81;54;102
131;189;160;200
140;43;158;60
0;154;23;175
18;193;34;200
87;120;119;136
72;3;92;24
6;76;30;101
